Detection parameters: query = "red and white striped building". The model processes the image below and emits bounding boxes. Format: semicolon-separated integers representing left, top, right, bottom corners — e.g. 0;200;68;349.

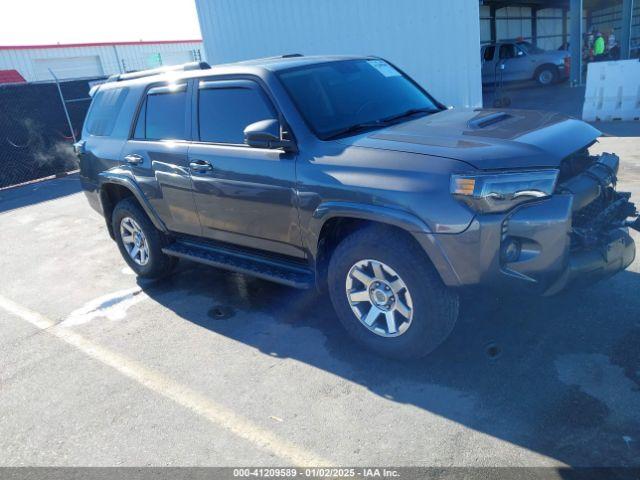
0;39;205;84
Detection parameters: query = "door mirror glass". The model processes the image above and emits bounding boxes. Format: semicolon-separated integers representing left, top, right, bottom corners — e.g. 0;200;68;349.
244;119;294;151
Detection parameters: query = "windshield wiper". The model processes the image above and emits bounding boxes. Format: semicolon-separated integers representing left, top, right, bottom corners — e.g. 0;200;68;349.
323;121;386;140
380;107;438;124
323;108;439;140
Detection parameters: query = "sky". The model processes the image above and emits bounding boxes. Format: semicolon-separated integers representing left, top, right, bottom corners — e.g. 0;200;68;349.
0;0;202;46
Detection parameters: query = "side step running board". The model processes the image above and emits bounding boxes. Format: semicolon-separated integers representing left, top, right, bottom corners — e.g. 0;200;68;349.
162;241;314;289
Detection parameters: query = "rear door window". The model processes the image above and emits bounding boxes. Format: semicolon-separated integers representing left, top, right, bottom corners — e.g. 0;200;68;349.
483;46;496;62
86;87;129;136
133;84;188;140
197;82;276;144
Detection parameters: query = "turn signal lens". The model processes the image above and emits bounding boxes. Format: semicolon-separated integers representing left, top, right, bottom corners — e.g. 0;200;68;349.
451;177;476;195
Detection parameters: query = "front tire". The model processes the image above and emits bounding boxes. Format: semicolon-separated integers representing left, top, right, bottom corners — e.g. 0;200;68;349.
536;66;557;86
327;226;459;359
112;198;176;279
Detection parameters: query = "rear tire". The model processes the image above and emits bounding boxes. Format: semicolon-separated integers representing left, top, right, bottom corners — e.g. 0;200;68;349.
112;198;176;279
327;226;459;359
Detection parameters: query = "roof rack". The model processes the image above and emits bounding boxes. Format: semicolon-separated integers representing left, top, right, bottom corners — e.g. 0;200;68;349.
105;61;211;83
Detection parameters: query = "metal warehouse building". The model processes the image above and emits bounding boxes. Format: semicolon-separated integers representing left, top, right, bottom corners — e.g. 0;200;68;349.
195;0;639;108
195;0;483;108
0;40;205;83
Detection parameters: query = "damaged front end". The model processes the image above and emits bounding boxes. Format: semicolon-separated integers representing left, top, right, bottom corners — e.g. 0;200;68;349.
544;150;639;295
415;144;637;295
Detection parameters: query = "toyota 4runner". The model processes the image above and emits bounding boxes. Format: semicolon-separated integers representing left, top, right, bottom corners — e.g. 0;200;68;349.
77;56;640;358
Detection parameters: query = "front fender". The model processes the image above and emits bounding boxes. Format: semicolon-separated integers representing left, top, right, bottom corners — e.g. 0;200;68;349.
311;201;431;238
308;201;462;287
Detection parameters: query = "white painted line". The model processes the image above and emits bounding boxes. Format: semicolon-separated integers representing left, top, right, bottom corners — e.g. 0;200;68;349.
0;294;332;466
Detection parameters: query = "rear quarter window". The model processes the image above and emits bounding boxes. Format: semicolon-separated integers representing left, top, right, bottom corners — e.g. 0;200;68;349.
85;87;129;136
483;46;495;61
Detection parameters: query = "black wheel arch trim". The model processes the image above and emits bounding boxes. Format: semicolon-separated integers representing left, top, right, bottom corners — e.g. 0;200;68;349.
308;201;461;287
98;169;168;234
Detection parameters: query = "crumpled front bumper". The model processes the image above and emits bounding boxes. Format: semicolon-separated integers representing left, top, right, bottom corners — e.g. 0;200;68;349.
416;153;637;294
543;226;635;295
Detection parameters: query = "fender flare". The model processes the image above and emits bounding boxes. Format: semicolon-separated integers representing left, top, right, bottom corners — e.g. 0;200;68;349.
308;201;461;287
310;201;430;240
97;170;168;233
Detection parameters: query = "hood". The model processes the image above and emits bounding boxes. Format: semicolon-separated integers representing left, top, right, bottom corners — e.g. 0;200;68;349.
336;108;601;170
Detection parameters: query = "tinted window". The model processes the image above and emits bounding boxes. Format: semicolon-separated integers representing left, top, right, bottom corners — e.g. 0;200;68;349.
278;59;438;139
86;87;129;136
483;46;495;61
499;44;516;59
141;89;187;140
198;86;276;144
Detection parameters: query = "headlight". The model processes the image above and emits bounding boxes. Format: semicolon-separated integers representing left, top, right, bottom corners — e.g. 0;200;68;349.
450;170;559;213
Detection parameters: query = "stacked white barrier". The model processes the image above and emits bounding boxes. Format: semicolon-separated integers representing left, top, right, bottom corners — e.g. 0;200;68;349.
582;59;640;122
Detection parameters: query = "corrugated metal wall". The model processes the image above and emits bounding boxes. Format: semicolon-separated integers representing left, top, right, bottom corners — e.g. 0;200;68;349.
480;6;567;51
0;41;205;82
195;0;482;108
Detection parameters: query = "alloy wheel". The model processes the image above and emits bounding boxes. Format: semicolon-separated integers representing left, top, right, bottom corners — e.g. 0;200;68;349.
120;217;150;266
345;259;414;337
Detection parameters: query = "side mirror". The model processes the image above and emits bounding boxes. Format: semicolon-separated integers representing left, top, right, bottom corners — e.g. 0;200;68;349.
244;119;295;152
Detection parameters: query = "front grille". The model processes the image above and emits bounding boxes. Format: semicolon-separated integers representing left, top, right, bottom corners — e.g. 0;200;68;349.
571;187;635;249
572;187;613;229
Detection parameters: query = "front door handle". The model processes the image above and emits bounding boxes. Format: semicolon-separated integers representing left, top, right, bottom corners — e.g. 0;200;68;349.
124;154;143;165
189;159;213;172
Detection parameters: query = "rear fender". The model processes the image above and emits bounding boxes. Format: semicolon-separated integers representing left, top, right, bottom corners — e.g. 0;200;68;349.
98;169;167;233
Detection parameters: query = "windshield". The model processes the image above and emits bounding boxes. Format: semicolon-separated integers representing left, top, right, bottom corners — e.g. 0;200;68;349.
516;41;545;55
277;59;439;140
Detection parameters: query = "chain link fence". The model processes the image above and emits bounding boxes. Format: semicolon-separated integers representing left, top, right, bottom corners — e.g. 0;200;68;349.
0;78;99;188
0;48;206;189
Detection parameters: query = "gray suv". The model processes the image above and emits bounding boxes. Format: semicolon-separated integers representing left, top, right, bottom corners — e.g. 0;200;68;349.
482;41;569;85
77;55;638;358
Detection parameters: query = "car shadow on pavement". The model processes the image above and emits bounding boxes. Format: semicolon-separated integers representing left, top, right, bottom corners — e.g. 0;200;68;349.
140;262;640;467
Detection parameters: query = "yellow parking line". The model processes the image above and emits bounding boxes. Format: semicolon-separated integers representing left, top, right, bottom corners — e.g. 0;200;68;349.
0;294;332;466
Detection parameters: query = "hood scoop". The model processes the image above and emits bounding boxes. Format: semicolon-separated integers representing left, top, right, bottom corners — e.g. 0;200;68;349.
468;112;513;129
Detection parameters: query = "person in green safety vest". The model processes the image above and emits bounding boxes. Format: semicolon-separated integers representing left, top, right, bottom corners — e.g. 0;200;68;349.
593;31;606;60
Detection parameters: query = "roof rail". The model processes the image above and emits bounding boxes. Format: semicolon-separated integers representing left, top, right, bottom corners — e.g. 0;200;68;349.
106;61;211;83
281;53;303;58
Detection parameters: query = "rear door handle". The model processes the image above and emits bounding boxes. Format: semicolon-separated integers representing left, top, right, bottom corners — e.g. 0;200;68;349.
124;154;143;165
189;159;213;172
